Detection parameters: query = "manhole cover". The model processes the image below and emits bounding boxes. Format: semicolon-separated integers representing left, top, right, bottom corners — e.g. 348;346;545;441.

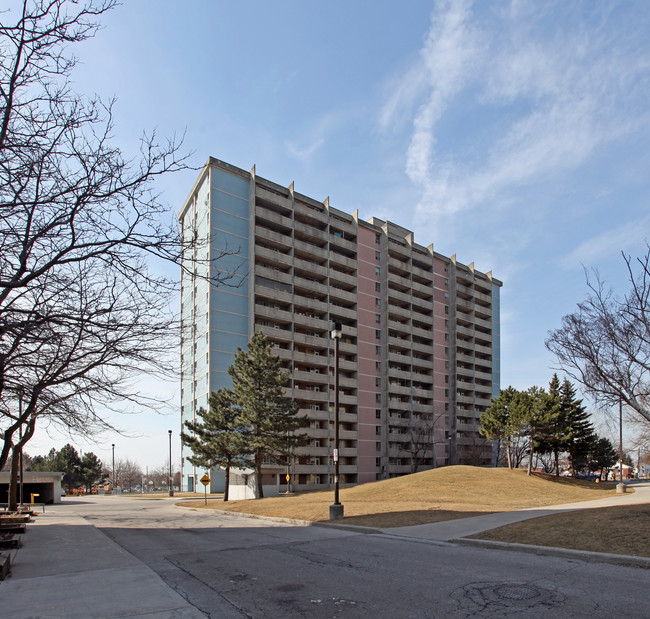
452;581;564;615
493;584;539;600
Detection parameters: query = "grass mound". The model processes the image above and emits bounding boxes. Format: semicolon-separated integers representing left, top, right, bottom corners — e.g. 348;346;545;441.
180;465;619;527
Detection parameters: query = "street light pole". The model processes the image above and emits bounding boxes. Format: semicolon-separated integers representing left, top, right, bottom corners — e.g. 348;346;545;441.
329;322;344;521
168;430;174;497
111;443;115;492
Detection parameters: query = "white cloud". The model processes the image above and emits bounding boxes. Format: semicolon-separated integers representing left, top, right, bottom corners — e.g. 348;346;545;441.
561;215;650;269
285;137;325;162
384;0;650;229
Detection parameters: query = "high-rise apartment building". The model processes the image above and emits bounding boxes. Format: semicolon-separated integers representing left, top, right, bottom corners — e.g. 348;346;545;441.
179;158;501;493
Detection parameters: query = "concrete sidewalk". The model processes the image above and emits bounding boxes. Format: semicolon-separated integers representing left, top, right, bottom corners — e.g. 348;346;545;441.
378;478;650;542
2;482;648;618
0;509;206;618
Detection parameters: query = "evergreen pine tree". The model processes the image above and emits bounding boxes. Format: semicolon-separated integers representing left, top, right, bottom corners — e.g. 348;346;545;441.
181;388;245;501
229;333;307;498
561;379;596;475
536;374;572;476
78;452;105;493
588;437;618;479
480;386;526;469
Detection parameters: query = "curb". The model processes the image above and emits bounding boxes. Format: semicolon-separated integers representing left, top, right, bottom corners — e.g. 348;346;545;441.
175;502;383;533
454;537;650;569
174;501;650;567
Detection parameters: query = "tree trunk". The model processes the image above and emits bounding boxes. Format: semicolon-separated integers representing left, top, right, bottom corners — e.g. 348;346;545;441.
255;451;264;499
527;433;534;476
224;463;230;502
506;439;513;469
7;418;36;510
554;447;560;477
8;446;20;511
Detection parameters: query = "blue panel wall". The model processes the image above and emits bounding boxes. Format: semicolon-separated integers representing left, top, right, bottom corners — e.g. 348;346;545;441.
209;166;250;393
491;284;501;397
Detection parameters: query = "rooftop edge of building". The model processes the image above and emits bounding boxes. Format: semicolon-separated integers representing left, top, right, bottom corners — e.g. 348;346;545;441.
179;156;502;288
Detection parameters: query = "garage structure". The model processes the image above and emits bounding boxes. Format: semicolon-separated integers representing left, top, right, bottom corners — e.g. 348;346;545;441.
0;471;64;505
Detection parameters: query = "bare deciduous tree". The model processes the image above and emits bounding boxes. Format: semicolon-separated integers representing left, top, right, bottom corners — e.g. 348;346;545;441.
546;247;650;424
0;1;234;509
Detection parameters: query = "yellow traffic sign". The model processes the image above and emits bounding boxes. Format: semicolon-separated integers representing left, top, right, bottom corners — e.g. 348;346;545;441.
200;475;210;486
285;474;290;482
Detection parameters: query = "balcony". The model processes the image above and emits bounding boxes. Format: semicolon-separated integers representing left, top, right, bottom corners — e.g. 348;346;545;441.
294;219;328;243
294;237;328;256
255;206;293;232
329;234;357;255
294;256;328;277
328;249;357;270
256;186;291;210
255;264;292;285
254;224;292;249
255;303;292;324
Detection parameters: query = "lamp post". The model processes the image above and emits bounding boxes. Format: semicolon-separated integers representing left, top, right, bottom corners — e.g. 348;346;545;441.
111;443;115;492
168;430;174;497
617;397;626;494
18;388;23;506
329;321;344;521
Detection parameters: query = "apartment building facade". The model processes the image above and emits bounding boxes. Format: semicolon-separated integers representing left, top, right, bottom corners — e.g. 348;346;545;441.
179;158;502;493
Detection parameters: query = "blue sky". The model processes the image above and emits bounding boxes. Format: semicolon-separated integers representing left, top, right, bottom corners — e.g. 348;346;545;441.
23;0;650;470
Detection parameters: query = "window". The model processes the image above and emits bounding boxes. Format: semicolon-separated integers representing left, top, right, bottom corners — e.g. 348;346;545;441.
375;362;381;370
444;292;449;300
376;409;381;418
445;360;449;370
375;329;381;340
445;403;449;411
375;426;381;435
444;306;449;315
375;251;381;261
445;347;449;355
445;375;449;383
375;267;381;276
375;298;381;307
375;393;382;403
444;333;449;341
376;457;381;467
445;319;449;327
375;314;381;323
375;282;381;292
376;441;381;451
375;233;381;245
445;279;449;287
445;388;449;397
375;377;381;387
376;345;381;355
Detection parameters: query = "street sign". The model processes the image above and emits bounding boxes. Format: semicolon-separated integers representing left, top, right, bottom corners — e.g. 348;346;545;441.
200;475;210;486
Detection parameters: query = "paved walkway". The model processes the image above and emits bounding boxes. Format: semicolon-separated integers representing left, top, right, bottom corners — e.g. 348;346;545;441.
0;508;205;618
377;478;650;542
1;480;648;618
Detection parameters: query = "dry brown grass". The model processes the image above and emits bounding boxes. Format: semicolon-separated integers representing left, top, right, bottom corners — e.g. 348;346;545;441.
179;465;621;527
468;503;650;557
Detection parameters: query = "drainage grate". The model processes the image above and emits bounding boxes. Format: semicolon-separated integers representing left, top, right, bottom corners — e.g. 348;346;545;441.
493;584;540;601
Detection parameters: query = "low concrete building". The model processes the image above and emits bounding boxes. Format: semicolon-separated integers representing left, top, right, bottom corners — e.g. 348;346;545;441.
0;471;64;505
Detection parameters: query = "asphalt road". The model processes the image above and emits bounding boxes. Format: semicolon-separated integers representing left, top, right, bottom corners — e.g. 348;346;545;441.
62;496;650;618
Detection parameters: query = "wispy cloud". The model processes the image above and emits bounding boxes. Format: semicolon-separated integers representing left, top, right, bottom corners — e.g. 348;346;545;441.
285;137;325;162
382;0;650;228
284;109;349;163
561;215;650;269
